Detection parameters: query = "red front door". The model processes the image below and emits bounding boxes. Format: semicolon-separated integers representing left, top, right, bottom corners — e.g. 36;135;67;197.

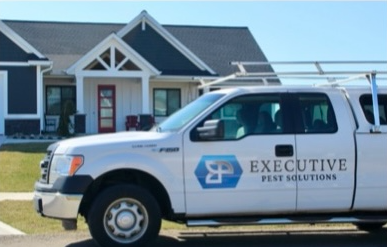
98;85;115;133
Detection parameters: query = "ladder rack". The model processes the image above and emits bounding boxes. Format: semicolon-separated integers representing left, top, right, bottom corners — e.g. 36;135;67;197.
196;60;387;89
195;60;387;133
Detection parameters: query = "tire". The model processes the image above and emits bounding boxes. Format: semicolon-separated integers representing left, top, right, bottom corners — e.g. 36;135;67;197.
355;222;386;232
88;185;161;247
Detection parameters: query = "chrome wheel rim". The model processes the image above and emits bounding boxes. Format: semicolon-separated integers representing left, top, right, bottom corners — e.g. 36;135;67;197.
103;198;149;244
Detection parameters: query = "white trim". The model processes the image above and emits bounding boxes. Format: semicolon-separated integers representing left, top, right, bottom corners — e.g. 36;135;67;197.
0;21;46;59
0;62;30;66
117;11;216;75
28;60;53;66
36;66;42;123
4;114;40;119
0;61;51;67
0;71;7;134
66;33;160;76
141;75;150;113
76;75;84;113
75;70;150;78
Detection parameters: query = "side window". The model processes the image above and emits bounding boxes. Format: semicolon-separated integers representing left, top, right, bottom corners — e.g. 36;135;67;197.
360;94;387;125
191;94;283;141
295;93;337;134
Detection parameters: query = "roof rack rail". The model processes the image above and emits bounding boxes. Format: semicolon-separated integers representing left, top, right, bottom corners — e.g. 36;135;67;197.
196;60;387;89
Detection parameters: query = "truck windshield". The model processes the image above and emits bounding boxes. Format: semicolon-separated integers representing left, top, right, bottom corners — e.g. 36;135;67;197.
156;93;224;132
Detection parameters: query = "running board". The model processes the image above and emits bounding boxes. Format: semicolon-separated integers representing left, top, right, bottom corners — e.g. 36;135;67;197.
186;215;387;227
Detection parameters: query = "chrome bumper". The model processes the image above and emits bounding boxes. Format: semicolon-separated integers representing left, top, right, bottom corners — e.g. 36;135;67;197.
34;191;82;219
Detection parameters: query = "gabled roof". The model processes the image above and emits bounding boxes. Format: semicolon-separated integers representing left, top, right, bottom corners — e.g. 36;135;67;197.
2;12;274;77
118;11;215;75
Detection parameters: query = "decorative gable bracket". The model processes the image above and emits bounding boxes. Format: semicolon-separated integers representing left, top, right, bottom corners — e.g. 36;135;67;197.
66;33;160;76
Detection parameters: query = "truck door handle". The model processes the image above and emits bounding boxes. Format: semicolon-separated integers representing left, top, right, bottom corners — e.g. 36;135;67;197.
275;145;294;157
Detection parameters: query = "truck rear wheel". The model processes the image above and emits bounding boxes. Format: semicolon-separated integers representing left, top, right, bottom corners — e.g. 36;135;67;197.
88;185;161;247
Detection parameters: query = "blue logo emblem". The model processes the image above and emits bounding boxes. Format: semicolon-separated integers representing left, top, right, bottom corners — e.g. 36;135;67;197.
195;155;243;189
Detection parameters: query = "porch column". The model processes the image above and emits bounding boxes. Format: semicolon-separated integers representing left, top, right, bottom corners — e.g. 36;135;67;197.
76;75;84;113
141;75;150;114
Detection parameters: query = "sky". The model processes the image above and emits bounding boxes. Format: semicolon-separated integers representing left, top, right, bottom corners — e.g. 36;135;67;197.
0;1;386;84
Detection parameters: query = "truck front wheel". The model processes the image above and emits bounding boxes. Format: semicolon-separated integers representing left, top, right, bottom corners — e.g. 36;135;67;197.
88;185;161;247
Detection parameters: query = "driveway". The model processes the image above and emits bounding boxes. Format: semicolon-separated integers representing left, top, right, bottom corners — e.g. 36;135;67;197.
0;226;386;247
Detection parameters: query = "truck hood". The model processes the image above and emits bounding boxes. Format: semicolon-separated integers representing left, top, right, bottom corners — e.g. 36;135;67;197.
52;131;169;154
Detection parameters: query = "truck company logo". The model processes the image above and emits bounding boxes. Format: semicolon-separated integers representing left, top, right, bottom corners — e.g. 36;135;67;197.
195;155;243;189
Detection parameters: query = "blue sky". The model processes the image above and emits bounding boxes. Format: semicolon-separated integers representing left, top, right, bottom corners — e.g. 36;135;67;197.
0;1;386;82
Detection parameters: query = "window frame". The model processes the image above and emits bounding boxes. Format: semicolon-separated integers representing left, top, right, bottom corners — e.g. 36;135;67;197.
153;88;181;117
292;93;338;134
190;93;288;142
359;94;387;125
45;86;76;116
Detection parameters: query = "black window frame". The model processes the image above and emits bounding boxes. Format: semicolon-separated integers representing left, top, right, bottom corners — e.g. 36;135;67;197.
292;93;338;134
359;94;387;125
153;88;181;117
45;86;76;116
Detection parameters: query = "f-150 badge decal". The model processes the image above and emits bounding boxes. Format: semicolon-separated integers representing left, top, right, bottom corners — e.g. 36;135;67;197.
195;155;243;189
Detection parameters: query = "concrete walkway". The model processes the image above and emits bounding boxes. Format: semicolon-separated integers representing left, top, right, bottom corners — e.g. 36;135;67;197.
0;192;33;235
0;193;34;201
0;136;34;235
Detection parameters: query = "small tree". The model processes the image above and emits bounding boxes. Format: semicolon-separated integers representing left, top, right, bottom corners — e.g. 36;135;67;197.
57;100;75;137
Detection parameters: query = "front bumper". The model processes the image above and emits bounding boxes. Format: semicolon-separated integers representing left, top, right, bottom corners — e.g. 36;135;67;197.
34;190;83;219
33;175;93;219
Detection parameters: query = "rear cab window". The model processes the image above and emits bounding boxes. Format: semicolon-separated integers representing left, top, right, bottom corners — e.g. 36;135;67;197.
359;94;387;125
294;93;338;134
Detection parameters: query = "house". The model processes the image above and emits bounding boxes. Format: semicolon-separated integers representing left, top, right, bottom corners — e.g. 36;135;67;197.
0;10;279;136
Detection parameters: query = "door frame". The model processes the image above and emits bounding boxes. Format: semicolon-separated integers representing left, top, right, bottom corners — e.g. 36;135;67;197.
98;85;116;133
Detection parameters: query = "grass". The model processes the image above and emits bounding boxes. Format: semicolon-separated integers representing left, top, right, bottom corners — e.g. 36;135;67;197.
0;143;51;192
0;200;88;234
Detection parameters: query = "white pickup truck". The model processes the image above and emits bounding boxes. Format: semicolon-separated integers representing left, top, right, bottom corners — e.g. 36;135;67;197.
34;82;387;247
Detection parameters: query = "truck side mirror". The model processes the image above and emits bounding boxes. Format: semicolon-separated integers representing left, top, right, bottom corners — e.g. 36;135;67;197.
196;119;224;140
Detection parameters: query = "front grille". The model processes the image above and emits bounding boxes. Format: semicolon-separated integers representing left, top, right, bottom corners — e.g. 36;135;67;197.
39;150;53;183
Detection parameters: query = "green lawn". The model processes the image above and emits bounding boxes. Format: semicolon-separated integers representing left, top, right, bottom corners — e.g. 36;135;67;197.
0;200;89;234
0;143;51;192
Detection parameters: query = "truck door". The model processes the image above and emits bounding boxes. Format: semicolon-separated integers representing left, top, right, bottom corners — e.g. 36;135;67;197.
183;93;297;216
292;92;356;211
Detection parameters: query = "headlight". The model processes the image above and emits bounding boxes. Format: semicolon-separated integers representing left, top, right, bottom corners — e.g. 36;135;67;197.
49;155;84;184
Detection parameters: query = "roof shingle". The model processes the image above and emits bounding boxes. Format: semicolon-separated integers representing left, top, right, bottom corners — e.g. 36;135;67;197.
3;20;273;76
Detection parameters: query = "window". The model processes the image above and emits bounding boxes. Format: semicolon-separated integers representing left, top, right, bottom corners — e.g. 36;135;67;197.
46;86;76;115
295;93;337;134
360;94;387;124
192;94;283;141
153;89;181;117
